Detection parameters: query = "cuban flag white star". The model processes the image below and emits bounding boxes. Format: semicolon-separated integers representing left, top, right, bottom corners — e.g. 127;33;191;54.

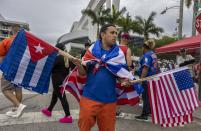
34;44;44;54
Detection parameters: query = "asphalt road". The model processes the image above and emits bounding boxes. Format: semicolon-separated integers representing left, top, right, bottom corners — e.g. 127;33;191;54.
0;89;201;131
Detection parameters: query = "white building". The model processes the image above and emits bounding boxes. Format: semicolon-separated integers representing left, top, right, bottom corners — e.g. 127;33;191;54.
57;0;120;51
0;14;29;41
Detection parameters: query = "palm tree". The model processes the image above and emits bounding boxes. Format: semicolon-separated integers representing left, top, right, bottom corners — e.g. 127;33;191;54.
82;6;110;38
135;12;164;41
105;5;127;24
117;13;134;33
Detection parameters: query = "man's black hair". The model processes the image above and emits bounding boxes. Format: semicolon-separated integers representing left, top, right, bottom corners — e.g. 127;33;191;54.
84;42;91;47
55;43;66;51
99;24;116;40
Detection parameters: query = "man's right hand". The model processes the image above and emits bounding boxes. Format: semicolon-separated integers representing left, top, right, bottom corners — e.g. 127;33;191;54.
72;58;86;76
72;58;82;66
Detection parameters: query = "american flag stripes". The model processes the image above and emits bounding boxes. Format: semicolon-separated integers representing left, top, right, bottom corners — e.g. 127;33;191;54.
148;67;200;127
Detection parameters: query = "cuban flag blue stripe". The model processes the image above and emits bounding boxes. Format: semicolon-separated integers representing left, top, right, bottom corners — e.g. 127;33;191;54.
32;52;57;93
0;30;24;77
21;59;37;87
3;31;27;81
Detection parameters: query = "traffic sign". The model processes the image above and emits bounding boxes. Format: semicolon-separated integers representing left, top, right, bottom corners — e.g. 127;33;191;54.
195;12;201;34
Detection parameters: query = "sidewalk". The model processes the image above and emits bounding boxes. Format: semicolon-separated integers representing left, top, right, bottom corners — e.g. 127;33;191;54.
193;108;201;121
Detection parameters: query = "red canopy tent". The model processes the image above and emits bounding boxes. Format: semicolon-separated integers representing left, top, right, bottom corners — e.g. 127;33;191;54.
155;35;201;54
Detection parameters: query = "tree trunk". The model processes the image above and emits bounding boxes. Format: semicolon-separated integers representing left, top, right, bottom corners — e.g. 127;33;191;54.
97;23;100;39
178;0;184;40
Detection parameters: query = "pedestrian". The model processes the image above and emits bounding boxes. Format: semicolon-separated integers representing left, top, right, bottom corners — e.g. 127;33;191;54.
0;25;26;118
41;43;73;123
135;39;158;121
176;48;195;76
72;24;131;131
81;42;91;58
119;33;132;69
116;32;132;117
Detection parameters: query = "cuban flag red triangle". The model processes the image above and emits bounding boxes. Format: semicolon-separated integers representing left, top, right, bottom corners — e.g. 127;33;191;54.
26;32;57;62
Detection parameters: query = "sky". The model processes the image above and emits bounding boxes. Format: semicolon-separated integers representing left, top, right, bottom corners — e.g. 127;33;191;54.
0;0;194;44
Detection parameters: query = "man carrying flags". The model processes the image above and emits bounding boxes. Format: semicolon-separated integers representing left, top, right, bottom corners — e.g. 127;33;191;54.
0;25;26;118
71;24;136;131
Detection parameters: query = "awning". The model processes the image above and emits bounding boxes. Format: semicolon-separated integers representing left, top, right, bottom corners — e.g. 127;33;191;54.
155;35;201;54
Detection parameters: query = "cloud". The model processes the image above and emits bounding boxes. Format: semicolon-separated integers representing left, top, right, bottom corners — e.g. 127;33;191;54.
0;0;194;44
0;0;89;44
120;0;193;37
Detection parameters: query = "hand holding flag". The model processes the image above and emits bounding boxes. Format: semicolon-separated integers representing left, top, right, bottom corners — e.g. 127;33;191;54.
0;29;75;94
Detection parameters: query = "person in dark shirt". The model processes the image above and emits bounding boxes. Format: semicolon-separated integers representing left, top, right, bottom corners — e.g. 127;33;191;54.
41;43;74;123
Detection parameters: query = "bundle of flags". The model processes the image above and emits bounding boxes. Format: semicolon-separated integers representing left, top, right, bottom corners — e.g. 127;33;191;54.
148;67;200;127
0;29;58;94
61;40;140;105
62;68;140;105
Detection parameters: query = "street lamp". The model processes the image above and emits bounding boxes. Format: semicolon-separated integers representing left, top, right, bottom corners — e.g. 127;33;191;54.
160;0;184;40
160;6;180;15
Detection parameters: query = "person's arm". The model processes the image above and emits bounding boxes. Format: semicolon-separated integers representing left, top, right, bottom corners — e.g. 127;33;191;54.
176;55;182;66
0;70;2;79
0;56;4;79
126;48;132;70
140;66;149;79
140;56;151;78
69;61;76;71
0;39;6;64
71;58;86;76
184;59;195;65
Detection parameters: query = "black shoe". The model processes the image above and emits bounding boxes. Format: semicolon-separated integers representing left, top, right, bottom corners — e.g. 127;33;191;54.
135;114;148;122
116;111;123;118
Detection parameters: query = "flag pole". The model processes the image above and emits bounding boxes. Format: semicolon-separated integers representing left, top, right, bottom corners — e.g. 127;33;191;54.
130;75;157;84
57;49;76;60
130;66;190;84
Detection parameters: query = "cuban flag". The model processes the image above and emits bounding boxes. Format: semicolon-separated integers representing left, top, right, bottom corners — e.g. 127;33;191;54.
0;29;58;94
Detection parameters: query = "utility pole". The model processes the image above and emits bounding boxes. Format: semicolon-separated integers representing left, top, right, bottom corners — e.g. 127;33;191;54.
178;0;184;40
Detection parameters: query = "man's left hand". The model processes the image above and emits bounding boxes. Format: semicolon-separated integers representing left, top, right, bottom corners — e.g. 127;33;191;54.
121;78;132;87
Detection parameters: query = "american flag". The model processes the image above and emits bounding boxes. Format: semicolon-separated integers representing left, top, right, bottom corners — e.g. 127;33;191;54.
61;68;139;106
148;67;200;127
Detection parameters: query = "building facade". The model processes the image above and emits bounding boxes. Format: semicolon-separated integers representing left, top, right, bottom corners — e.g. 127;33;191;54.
57;0;144;54
0;14;29;41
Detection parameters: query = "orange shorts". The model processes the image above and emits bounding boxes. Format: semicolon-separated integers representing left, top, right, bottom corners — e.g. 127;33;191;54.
78;97;116;131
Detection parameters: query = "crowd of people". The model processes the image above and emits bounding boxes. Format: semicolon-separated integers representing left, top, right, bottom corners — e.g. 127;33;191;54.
0;24;201;131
